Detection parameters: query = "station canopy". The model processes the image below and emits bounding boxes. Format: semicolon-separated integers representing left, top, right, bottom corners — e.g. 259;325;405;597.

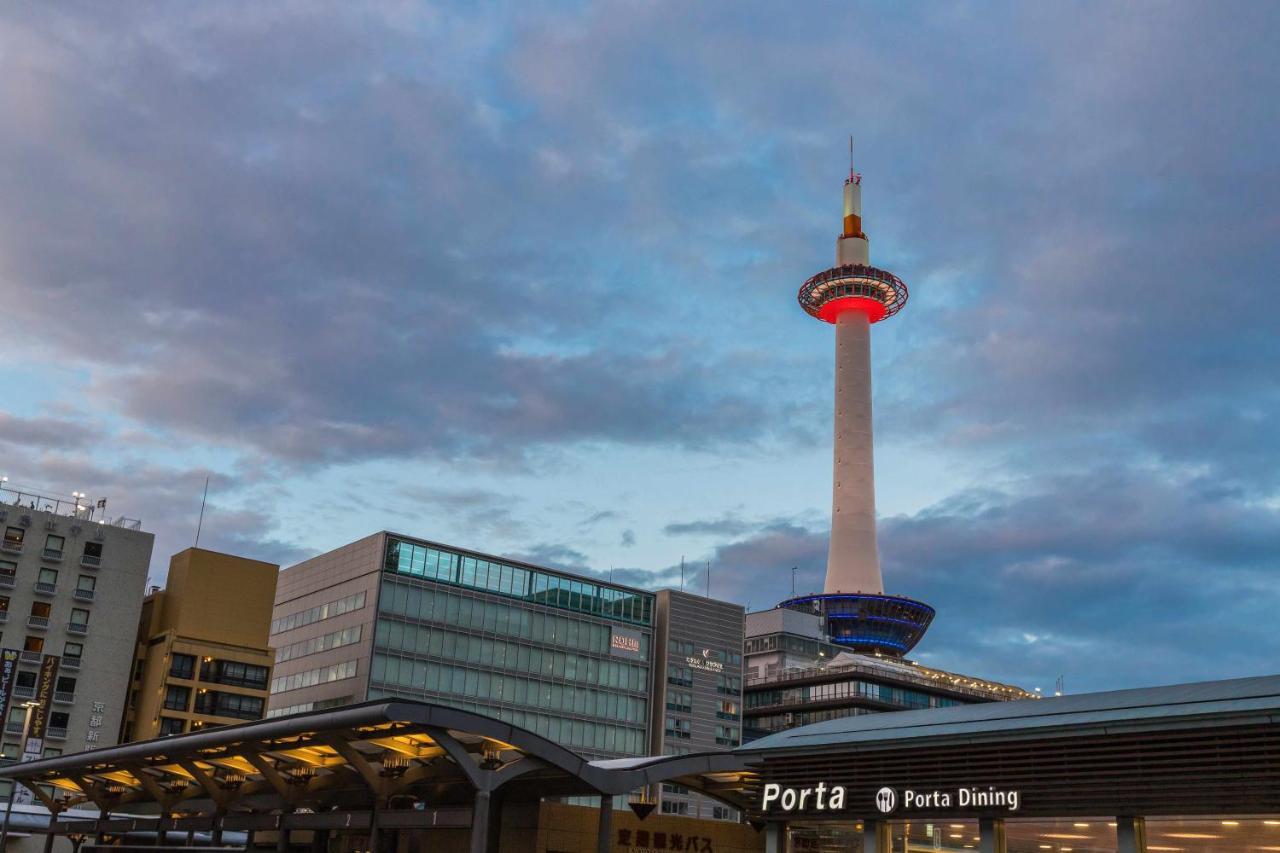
0;700;755;827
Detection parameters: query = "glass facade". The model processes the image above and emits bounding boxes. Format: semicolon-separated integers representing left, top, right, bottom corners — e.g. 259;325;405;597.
384;538;653;626
372;536;655;758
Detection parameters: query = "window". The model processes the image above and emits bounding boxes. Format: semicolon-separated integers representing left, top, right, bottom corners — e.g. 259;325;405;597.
76;575;95;593
661;800;689;815
194;691;264;720
1;743;18;760
717;699;740;720
29;602;50;619
163;685;190;712
200;659;269;690
43;534;64;559
42;748;61;759
81;541;103;565
667;665;693;688
23;636;43;653
170;654;196;680
63;642;83;661
158;717;185;737
0;561;13;579
715;724;740;747
716;674;741;695
48;712;68;729
69;608;89;628
37;568;57;587
55;676;75;695
2;528;22;549
666;691;693;713
664;717;691;740
16;671;35;689
0;597;8;613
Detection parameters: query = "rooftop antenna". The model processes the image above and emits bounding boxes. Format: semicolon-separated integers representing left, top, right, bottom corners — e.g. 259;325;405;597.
705;561;710;598
791;566;797;597
193;476;210;548
679;556;685;591
849;135;854;182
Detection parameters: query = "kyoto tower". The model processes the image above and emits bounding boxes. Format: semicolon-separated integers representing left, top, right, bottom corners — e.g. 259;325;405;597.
780;146;935;656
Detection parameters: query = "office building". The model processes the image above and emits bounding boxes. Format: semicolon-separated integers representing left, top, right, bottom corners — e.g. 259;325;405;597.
121;548;279;741
650;588;744;820
0;483;152;780
268;532;657;759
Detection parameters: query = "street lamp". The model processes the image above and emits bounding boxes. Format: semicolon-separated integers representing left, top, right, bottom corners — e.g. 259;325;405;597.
0;701;42;853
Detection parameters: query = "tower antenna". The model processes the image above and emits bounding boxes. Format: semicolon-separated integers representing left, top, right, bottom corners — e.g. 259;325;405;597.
849;135;855;183
193;476;210;548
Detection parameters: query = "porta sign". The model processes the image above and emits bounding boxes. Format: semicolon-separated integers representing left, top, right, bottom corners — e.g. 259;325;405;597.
762;783;1021;814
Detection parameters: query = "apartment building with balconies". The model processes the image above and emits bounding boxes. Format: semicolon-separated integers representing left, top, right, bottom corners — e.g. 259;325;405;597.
0;484;152;781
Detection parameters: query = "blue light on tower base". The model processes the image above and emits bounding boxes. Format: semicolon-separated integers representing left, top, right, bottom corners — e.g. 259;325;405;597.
779;593;935;657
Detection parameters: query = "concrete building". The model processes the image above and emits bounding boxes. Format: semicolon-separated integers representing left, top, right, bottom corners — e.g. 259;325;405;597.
121;548;279;741
742;607;1033;740
268;532;657;759
650;589;744;820
0;483;152;798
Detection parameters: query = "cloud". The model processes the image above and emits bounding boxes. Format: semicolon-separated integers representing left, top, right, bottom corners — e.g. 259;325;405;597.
0;414;96;450
2;1;1279;691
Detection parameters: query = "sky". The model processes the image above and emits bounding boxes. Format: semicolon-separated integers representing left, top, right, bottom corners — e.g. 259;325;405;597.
1;2;1279;694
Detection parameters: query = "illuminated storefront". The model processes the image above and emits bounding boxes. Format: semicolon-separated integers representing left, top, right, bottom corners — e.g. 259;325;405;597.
739;674;1280;853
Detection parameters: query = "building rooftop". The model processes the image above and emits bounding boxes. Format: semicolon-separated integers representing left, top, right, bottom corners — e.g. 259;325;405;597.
747;651;1034;702
1;481;143;530
739;673;1280;753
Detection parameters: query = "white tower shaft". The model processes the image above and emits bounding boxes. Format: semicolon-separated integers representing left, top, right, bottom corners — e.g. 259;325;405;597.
825;176;883;594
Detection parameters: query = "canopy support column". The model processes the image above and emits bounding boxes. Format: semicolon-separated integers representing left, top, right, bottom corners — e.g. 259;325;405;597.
1117;817;1147;853
469;790;492;853
595;795;613;853
863;819;890;853
764;823;782;853
979;818;1007;853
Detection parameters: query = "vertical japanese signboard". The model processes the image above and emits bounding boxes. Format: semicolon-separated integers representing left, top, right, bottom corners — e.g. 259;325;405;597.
13;655;59;805
0;649;19;730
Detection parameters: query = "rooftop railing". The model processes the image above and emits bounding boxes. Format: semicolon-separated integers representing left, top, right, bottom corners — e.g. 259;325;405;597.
0;483;141;530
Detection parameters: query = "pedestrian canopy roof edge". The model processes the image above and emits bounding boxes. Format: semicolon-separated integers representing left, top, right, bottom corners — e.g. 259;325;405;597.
0;700;755;816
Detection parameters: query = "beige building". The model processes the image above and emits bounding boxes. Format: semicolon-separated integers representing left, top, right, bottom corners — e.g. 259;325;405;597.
121;548;278;741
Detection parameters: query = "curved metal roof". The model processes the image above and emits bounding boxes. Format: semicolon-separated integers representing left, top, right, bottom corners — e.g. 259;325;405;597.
0;699;756;818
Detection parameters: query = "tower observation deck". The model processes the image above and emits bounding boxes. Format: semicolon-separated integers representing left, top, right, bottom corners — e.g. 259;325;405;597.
779;152;934;656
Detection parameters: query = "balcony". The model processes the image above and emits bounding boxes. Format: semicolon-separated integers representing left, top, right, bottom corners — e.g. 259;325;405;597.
3;721;22;735
33;582;56;597
73;588;95;602
0;611;8;624
45;726;67;741
67;622;89;636
80;554;101;569
19;651;42;665
13;685;35;700
41;548;63;563
53;691;74;705
0;542;22;555
61;656;81;670
26;616;49;630
0;575;14;590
